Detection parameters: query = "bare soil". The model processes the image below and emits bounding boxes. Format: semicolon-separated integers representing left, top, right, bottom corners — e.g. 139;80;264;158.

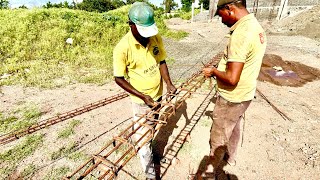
1;7;320;180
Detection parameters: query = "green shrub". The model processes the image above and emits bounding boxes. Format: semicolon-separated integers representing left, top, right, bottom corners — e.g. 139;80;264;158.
0;6;187;88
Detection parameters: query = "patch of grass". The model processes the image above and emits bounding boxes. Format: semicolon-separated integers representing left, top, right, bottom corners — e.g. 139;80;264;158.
50;142;77;160
0;134;43;179
167;9;201;20
44;166;70;180
57;119;81;139
179;142;192;154
21;164;37;178
199;117;212;127
0;103;42;134
166;57;176;65
67;151;87;162
0;6;187;88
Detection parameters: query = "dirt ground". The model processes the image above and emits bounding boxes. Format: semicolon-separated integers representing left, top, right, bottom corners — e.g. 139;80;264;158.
1;6;320;180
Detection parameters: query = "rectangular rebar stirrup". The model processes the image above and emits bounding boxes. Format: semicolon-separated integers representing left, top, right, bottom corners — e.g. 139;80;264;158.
93;155;119;177
113;136;137;153
63;55;223;179
135;121;155;137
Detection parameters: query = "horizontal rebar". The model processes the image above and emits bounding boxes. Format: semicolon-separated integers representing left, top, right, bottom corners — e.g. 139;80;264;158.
0;92;129;145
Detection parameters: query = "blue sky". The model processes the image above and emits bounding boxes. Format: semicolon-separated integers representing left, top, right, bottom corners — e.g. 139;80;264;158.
9;0;167;8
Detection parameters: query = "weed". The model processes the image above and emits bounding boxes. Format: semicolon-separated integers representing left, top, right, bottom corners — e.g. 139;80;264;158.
0;134;43;179
57;119;81;139
0;6;187;88
21;164;37;178
67;151;87;162
199;117;212;127
50;142;77;160
43;166;70;180
0;103;42;134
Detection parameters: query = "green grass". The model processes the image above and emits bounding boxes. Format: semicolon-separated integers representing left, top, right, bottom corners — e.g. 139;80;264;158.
0;103;42;134
0;134;43;179
199;117;211;127
57;119;81;139
166;8;201;20
0;6;188;88
67;151;88;162
21;164;37;178
44;166;70;180
50;142;77;160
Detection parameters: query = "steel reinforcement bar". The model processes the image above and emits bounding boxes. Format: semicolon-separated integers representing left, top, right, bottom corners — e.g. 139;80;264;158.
0;92;129;145
64;53;222;180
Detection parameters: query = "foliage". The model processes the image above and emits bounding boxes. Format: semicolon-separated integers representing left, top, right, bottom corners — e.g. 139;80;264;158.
21;164;37;178
43;1;72;9
181;0;192;12
44;166;70;180
199;0;209;10
67;151;88;162
18;5;28;9
77;0;124;12
0;134;43;179
0;8;128;88
50;142;77;160
0;6;187;88
164;0;178;13
0;103;42;134
0;0;9;9
57;119;81;139
167;8;200;20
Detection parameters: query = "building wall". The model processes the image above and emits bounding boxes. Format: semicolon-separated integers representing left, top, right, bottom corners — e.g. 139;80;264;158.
246;0;319;7
245;0;319;19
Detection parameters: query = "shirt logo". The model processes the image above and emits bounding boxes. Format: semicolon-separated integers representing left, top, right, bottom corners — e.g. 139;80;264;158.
153;46;159;56
259;33;265;44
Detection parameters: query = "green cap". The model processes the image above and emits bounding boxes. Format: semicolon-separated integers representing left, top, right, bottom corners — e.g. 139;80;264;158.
129;2;155;27
128;2;158;37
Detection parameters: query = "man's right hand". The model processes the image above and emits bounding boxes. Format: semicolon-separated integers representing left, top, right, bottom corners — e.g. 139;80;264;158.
142;95;157;107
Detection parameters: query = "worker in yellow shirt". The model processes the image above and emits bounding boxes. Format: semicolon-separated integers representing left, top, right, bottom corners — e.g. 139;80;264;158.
201;0;267;177
113;2;176;179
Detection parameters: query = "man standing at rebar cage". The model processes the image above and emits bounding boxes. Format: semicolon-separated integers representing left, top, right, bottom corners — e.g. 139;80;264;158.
202;0;267;177
113;2;176;179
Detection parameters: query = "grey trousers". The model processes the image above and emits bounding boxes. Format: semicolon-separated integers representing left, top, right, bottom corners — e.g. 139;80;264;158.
132;102;156;179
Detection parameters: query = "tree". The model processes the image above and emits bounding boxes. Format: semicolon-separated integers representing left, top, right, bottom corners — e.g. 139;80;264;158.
19;5;28;9
77;0;117;13
43;1;73;8
181;0;192;12
0;0;9;9
164;0;178;13
199;0;209;10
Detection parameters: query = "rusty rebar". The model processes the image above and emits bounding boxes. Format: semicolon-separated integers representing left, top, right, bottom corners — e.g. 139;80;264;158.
65;53;223;179
0;92;129;145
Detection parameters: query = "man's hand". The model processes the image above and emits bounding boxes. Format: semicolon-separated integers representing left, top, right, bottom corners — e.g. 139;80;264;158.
203;67;214;78
142;95;157;107
167;83;177;94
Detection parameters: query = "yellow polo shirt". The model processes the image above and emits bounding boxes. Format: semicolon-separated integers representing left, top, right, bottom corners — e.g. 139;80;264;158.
113;31;166;104
217;14;267;103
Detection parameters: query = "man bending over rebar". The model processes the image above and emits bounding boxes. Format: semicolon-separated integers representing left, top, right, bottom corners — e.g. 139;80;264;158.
113;2;176;180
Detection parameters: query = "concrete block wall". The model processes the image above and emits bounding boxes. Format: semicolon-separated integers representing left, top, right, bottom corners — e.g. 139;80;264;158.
246;0;319;7
245;0;319;19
